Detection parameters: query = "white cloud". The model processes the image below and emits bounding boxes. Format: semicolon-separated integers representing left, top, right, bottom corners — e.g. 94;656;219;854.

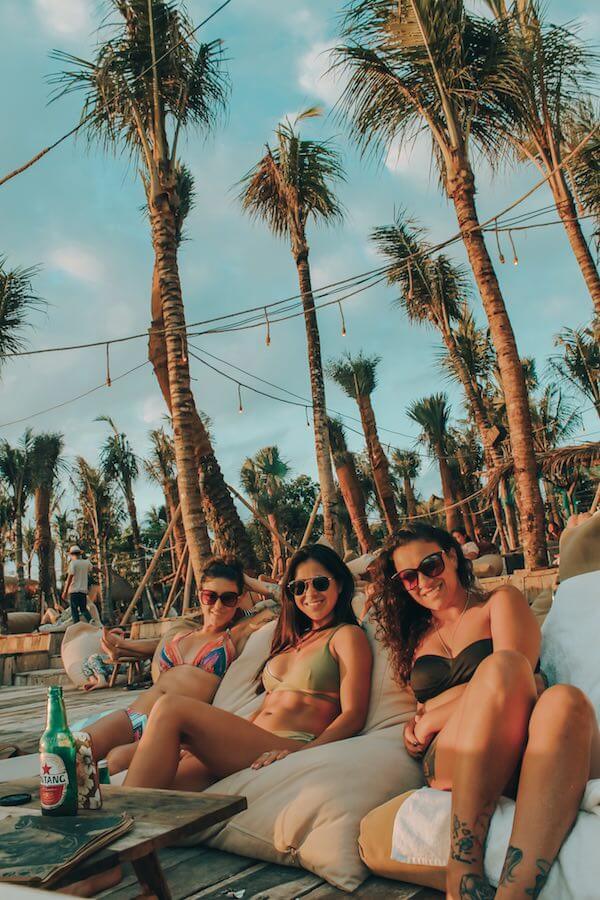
34;0;92;36
297;41;346;108
384;133;433;180
47;244;103;283
140;394;166;425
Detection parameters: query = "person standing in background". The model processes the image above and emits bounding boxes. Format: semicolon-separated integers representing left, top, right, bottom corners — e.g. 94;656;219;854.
62;546;93;624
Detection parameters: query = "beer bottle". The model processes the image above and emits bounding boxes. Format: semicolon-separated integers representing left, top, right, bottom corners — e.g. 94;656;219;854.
39;685;78;816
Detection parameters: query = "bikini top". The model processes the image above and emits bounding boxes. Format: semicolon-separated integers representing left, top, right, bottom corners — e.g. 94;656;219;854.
410;638;493;703
261;624;345;705
158;629;236;678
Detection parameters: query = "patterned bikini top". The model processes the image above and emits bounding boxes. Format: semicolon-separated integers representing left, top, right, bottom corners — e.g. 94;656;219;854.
158;629;236;678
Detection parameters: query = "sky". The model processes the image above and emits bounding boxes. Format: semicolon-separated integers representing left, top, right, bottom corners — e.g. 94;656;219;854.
0;0;598;539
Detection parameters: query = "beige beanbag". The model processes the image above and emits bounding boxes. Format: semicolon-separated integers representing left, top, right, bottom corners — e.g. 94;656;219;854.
197;605;422;892
472;554;503;578
61;622;103;686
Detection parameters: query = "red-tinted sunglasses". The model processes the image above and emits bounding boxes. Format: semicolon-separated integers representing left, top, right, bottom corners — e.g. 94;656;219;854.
200;589;239;608
392;551;445;591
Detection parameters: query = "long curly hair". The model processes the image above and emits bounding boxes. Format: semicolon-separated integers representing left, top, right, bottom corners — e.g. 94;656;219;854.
371;524;477;686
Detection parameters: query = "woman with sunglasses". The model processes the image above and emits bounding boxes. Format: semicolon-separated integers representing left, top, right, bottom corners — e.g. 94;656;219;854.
373;523;599;900
83;557;275;770
123;544;372;791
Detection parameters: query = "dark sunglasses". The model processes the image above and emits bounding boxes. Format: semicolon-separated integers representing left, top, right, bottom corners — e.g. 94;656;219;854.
200;589;239;608
287;575;332;597
392;551;445;591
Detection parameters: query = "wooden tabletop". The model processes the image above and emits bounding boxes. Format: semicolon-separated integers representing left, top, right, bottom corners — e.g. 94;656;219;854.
0;777;246;887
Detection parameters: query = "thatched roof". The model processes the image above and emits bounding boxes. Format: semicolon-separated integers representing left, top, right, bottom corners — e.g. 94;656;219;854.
483;442;600;495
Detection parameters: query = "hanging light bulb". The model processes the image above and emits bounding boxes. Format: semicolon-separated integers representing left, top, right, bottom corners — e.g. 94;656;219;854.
508;230;519;266
494;218;505;264
105;342;112;387
237;383;243;413
179;333;188;364
264;307;271;346
305;406;311;428
338;301;347;337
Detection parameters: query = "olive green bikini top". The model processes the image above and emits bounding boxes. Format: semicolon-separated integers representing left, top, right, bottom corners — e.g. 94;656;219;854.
261;624;345;704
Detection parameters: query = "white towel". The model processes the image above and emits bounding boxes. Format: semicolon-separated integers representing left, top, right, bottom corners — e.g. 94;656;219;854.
392;780;600;898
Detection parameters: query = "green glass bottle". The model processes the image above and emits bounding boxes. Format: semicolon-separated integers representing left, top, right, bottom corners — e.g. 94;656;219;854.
39;686;78;816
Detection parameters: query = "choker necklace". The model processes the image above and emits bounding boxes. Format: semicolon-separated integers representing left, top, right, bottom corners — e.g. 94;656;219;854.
434;592;470;658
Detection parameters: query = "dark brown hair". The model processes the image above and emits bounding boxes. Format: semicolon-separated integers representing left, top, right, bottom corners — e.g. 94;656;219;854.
371;524;477;685
200;556;244;594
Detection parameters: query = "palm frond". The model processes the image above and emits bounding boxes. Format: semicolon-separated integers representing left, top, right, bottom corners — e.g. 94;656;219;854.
326;351;381;398
0;259;44;366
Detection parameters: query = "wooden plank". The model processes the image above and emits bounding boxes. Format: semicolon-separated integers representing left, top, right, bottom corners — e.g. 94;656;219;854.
189;862;323;899
302;875;435;898
0;634;51;654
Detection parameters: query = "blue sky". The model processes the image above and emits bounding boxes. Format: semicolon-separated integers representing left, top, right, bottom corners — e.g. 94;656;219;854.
0;0;598;531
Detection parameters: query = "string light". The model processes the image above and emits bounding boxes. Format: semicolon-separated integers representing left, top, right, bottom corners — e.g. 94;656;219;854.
508;230;519;266
264;307;271;346
105;343;112;387
179;333;188;364
237;383;243;413
338;301;347;337
494;219;505;264
305;406;311;427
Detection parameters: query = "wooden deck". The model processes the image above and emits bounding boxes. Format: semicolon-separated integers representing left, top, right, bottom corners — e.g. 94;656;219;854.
2;684;442;898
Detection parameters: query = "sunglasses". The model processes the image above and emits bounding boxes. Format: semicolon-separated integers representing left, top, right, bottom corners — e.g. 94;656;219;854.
199;589;239;608
287;575;332;597
392;551;445;591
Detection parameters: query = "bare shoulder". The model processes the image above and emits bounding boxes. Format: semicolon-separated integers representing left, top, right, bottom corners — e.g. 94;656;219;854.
330;623;371;654
487;584;529;613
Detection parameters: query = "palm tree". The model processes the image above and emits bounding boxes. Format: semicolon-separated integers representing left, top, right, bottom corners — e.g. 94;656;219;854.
0;489;10;629
562;101;600;253
391;449;421;521
327;352;399;534
483;2;600;315
53;510;74;587
549;325;599;419
30;433;64;610
408;394;461;532
144;426;188;564
74;457;121;622
240;447;290;578
532;384;582;523
0;429;34;608
0;259;44;371
52;0;229;586
328;418;375;553
239;110;344;552
336;0;547;567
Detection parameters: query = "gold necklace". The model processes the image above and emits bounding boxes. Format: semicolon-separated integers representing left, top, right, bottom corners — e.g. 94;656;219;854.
434;593;470;659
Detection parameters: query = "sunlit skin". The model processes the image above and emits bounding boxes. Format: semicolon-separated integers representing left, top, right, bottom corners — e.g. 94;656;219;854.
392;535;600;900
86;577;274;770
123;558;372;792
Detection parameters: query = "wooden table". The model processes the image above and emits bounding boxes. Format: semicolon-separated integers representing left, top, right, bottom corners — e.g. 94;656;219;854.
0;777;246;899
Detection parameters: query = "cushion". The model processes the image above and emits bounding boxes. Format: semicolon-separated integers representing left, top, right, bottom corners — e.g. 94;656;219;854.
61;623;103;687
472;554;503;578
195;605;422;892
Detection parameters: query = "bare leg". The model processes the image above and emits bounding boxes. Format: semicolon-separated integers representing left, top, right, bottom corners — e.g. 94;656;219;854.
106;742;137;775
124;695;299;790
496;685;599;898
429;651;537;900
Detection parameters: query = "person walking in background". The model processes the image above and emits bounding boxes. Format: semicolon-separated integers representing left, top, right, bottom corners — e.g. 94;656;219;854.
62;546;93;624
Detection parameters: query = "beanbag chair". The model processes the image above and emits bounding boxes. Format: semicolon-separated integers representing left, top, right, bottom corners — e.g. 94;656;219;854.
61;623;103;687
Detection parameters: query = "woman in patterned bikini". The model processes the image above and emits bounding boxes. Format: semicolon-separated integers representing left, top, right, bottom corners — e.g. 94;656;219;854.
373;523;599;900
84;556;275;772
123;543;372;791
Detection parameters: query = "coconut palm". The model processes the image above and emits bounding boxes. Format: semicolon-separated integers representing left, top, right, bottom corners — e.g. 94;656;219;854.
561;101;600;244
483;2;600;315
0;259;44;371
0;490;10;629
549;325;600;420
408;394;461;532
53;510;74;586
239;110;344;552
532;385;582;523
144;426;188;565
0;429;34;608
336;0;547;567
327;352;399;534
30;432;64;610
240;447;290;578
328;418;375;553
51;0;230;585
390;448;421;521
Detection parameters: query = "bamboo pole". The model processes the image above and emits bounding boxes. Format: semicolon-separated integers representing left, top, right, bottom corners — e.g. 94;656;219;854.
300;492;322;548
182;554;194;614
120;505;182;625
226;482;295;553
590;482;600;514
161;544;188;619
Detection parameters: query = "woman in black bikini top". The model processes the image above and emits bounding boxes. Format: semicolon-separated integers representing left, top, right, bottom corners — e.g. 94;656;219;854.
371;523;599;900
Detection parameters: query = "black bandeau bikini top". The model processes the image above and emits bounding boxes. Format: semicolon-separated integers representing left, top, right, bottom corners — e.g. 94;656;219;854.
410;638;493;703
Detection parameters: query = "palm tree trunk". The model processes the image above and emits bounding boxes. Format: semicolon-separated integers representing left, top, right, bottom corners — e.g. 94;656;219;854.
454;480;473;536
295;249;342;552
437;447;462;532
333;454;375;553
549;173;600;317
356;395;399;534
492;493;509;555
149;201;217;586
164;479;186;564
149;266;256;571
500;478;520;550
15;513;26;610
448;163;547;568
267;512;284;578
403;477;417;520
0;547;6;633
34;487;53;612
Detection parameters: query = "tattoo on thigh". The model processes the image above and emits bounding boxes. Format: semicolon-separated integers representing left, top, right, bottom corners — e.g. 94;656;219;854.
525;858;551;898
451;814;483;865
459;873;496;899
499;845;523;886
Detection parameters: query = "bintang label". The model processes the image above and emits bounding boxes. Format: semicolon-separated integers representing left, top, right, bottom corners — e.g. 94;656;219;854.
40;753;70;810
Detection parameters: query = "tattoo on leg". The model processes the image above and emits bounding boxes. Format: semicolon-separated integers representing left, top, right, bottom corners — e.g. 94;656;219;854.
525;858;551;898
459;873;496;899
451;815;478;864
499;845;523;886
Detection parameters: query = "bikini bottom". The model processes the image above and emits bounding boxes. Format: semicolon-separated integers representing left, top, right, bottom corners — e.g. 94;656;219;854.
422;733;439;786
271;730;315;743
